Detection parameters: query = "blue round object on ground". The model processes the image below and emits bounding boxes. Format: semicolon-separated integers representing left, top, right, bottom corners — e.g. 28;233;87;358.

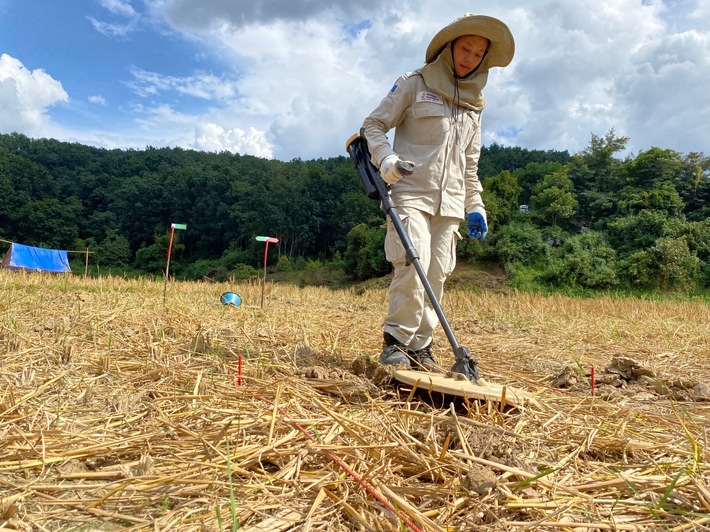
220;292;242;306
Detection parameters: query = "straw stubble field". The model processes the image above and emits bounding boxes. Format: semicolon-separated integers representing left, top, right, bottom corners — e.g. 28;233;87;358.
1;271;709;531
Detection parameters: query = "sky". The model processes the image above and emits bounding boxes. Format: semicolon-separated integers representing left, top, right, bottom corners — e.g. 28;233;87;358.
1;0;708;162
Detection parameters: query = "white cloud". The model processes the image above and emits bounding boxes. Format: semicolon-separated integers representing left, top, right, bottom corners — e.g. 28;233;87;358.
157;0;383;30
194;122;273;157
88;95;107;105
99;0;137;18
476;0;710;156
126;67;239;100
0;54;68;134
616;28;710;155
4;0;710;160
208;18;381;159
114;101;275;157
87;16;137;37
146;0;710;159
89;0;139;38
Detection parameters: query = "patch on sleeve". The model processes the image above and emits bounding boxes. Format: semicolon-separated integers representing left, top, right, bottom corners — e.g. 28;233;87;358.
416;91;444;104
389;83;398;93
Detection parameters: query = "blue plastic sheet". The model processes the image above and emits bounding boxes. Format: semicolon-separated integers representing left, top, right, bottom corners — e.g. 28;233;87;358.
1;243;72;273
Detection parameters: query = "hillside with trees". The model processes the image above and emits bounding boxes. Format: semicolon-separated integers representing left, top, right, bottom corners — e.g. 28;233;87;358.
1;131;708;293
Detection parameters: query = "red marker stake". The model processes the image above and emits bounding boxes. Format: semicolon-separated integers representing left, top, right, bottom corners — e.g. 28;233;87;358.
237;354;243;387
255;236;279;308
163;223;186;303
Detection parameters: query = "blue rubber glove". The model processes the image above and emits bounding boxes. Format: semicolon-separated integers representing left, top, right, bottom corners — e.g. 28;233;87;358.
466;208;488;240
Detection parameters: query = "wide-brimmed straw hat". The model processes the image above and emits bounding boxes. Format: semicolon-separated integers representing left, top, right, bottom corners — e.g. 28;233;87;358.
425;13;515;68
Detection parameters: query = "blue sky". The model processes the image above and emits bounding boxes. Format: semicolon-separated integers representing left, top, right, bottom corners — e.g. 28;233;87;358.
1;0;709;161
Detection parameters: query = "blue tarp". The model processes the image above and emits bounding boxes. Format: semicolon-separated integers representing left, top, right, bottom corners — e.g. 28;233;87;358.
1;243;72;273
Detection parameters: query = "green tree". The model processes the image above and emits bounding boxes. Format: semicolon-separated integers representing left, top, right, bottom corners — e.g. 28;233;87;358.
0;146;59;239
625;147;683;189
276;255;293;272
133;243;166;275
3;130;708;288
513;160;565;206
83;210;120;242
529;167;578;229
98;230;131;266
568;130;629;227
13;197;83;249
675;152;710;220
180;259;228;281
652;236;700;290
343;223;388;280
479;143;571;179
482;170;522;226
616;181;684;217
133;232;185;275
667;219;710;265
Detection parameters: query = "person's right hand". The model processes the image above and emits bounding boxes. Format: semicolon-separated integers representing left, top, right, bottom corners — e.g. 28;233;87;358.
380;154;409;185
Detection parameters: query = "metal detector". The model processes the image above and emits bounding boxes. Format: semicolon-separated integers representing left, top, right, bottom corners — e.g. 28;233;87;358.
346;130;480;383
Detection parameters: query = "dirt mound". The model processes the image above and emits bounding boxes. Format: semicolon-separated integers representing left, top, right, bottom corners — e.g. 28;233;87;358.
550;355;710;402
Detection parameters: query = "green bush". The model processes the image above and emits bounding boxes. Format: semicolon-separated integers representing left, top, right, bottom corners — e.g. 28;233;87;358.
618;236;700;290
343;223;388;281
98;230;131;266
505;262;545;291
617;250;654;287
456;220;488;262
701;261;710;288
492;221;547;266
276;255;293;272
180;259;229;281
133;243;166;274
220;248;252;270
232;263;259;281
544;231;617;288
651;236;700;290
294;256;307;271
606;211;669;258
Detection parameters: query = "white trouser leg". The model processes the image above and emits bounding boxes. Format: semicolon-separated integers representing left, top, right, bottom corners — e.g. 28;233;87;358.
383;206;460;351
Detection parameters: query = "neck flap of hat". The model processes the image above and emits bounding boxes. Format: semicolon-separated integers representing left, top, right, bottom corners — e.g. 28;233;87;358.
420;47;488;111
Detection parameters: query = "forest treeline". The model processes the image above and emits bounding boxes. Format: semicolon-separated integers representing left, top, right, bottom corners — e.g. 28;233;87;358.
1;131;709;292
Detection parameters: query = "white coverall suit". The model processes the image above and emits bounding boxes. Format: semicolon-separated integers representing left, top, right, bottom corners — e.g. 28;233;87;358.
362;69;485;352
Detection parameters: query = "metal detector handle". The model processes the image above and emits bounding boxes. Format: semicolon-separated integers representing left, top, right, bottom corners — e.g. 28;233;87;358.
396;160;414;177
345;131;382;200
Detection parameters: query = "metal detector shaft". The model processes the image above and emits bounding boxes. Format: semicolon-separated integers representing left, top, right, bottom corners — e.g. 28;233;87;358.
346;130;479;382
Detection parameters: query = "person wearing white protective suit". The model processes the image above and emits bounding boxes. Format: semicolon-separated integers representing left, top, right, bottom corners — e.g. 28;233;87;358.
361;13;515;369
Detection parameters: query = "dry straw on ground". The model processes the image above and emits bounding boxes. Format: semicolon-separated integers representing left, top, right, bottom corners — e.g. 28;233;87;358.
1;270;709;531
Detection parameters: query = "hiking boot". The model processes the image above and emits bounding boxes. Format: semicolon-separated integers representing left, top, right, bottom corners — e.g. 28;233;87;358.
410;344;437;370
379;333;411;366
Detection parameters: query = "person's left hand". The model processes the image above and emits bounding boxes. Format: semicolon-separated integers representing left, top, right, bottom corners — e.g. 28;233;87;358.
466;207;488;240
